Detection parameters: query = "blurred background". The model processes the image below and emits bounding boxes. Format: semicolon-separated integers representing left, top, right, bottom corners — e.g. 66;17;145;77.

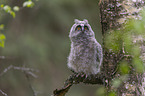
0;0;102;96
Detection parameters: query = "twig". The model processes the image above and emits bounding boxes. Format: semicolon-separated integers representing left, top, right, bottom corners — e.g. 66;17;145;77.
0;89;8;96
53;73;104;96
0;65;38;77
0;64;39;96
24;71;38;96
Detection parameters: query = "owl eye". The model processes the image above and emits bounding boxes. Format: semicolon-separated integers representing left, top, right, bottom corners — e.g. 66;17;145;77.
84;26;89;31
75;25;82;31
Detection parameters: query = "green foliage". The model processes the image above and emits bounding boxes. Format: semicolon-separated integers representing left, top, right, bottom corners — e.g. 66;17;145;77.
105;9;145;95
2;5;16;18
119;61;130;74
3;5;11;12
105;11;145;73
0;4;14;48
0;0;36;19
108;91;117;96
0;24;5;48
112;78;122;88
0;34;6;48
1;0;35;18
133;57;144;73
0;0;36;48
13;6;20;12
0;24;4;30
23;0;34;8
0;4;4;8
112;75;128;89
105;30;122;52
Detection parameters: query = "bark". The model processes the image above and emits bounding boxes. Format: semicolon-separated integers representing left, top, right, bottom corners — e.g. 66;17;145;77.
53;73;104;96
100;0;144;95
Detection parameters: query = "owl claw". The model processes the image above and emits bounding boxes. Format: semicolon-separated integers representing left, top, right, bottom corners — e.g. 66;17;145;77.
81;74;85;78
75;73;86;78
84;74;93;81
85;74;88;79
76;73;80;77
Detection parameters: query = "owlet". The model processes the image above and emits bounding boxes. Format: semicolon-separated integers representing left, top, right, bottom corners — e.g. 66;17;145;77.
67;19;103;75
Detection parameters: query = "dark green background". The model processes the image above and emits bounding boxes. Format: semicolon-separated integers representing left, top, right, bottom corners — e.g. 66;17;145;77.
0;0;102;96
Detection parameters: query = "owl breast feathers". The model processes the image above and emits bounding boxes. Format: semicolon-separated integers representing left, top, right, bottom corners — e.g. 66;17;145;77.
67;19;103;75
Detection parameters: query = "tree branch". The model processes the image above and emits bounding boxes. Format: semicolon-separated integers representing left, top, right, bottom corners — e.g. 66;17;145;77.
53;73;104;96
0;89;8;96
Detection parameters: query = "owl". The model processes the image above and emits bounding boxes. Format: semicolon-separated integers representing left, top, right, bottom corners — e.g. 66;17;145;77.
67;19;103;75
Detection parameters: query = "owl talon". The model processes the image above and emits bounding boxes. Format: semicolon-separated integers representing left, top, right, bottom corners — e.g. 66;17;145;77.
85;74;88;79
81;74;86;78
75;73;85;78
84;75;93;81
76;74;80;77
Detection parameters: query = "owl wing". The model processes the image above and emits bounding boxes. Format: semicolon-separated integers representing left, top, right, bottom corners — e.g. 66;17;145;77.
96;42;103;72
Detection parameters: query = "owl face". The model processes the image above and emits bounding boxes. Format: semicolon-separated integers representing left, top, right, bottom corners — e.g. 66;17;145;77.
69;19;95;41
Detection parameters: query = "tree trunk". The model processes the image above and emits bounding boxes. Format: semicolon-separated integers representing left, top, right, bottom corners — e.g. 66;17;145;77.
99;0;144;95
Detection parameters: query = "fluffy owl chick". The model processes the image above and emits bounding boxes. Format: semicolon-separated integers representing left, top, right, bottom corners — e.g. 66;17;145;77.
67;19;103;75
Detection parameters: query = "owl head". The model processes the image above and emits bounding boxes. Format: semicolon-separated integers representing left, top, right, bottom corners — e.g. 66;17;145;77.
69;19;95;42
